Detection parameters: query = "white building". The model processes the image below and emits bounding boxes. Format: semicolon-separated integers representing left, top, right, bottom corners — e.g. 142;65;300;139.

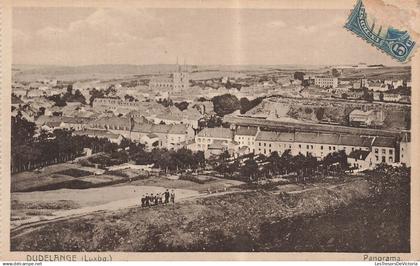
314;76;338;88
234;126;259;153
399;133;410;167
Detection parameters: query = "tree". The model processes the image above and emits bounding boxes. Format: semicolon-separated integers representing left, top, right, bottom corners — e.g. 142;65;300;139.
315;108;325;121
331;68;341;77
240;97;264;114
174;101;189;111
379;92;384;101
124;94;136;102
293;71;305;81
89;88;105;106
212;94;240;116
240;158;259;182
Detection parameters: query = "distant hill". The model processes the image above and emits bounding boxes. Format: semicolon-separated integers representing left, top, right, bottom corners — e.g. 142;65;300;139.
12;64;410;82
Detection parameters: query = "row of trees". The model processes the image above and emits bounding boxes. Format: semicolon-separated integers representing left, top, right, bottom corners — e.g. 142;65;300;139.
117;141;205;173
212;94;265;117
214;149;349;183
11;115;119;173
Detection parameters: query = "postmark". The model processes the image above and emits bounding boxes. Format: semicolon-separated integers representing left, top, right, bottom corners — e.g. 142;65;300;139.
344;0;416;63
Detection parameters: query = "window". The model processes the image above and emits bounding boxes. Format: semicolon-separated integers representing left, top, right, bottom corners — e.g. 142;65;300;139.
382;149;386;154
321;146;323;150
382;156;386;162
264;143;266;147
375;155;379;161
375;148;378;153
333;146;336;151
269;143;272;147
307;145;309;149
389;149;393;155
329;146;331;150
299;144;301;148
389;156;393;162
259;143;261;146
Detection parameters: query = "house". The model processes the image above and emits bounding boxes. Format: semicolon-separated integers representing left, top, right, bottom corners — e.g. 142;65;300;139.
140;133;160;150
26;89;45;98
399;133;410;167
349;109;384;126
194;127;233;151
314;76;338;88
89;116;132;138
131;123;194;150
368;82;388;92
371;136;396;165
234;126;259;153
36;115;92;131
383;93;401;102
11;95;24;108
347;150;374;171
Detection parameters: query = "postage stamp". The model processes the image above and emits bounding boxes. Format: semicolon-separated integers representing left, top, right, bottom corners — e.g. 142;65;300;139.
0;0;419;262
345;0;416;62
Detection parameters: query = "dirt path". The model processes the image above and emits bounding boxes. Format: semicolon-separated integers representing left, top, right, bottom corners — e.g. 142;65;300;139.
10;188;248;239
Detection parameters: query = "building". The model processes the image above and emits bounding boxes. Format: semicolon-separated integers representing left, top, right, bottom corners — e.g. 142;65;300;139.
234;126;259;153
194;127;233;152
349;109;384;127
371;137;396;165
400;133;411;166
132;123;194;150
149;64;190;92
347;150;374;171
92;97;141;114
314;76;338;88
36;116;92;131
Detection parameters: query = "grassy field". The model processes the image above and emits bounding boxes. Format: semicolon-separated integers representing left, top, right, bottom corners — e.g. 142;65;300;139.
11;178;394;252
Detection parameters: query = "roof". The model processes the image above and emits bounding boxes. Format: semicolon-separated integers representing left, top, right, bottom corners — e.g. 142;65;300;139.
146;133;159;139
73;129;121;139
208;139;228;150
37;115;92;125
255;131;374;147
45;121;62;128
12;96;24;104
168;124;188;135
197;127;232;139
348;150;371;160
350;109;374;116
90;116;131;128
236;127;258;136
372;136;395;148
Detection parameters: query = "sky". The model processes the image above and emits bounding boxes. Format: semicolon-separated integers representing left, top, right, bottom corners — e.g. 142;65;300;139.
12;7;402;66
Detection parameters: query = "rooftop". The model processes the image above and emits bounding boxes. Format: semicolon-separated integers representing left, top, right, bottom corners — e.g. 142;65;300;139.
348;149;371;160
197;127;232;139
236;126;259;136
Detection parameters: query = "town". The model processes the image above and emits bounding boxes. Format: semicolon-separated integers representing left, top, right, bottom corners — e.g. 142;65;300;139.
12;63;411;174
11;62;411;252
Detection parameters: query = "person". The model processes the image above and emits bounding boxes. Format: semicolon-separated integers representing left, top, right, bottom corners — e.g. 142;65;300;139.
164;189;170;204
170;190;175;204
157;193;163;205
141;195;145;207
145;193;150;207
150;193;155;206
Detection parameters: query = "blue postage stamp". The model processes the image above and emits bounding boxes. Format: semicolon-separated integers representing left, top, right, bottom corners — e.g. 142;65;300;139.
344;0;416;62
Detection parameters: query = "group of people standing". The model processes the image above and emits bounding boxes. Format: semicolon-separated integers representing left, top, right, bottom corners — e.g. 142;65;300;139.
141;189;175;207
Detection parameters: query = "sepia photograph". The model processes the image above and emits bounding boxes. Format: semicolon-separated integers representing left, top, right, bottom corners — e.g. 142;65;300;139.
8;1;413;255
